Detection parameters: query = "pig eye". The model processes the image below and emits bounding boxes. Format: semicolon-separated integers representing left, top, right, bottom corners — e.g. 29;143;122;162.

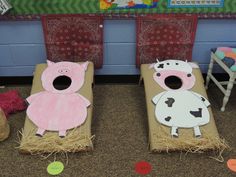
187;73;191;77
156;73;161;77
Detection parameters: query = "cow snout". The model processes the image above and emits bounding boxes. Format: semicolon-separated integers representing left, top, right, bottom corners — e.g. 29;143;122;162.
153;70;196;91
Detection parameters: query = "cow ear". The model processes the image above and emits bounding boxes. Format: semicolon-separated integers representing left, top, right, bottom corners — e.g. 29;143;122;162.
149;58;160;69
188;62;199;69
149;63;155;69
80;61;89;71
47;60;55;66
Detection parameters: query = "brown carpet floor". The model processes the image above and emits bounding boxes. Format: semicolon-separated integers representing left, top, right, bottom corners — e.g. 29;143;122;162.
0;84;236;177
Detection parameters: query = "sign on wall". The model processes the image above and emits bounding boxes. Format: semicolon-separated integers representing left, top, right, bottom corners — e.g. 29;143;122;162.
3;0;236;16
100;0;158;10
168;0;224;8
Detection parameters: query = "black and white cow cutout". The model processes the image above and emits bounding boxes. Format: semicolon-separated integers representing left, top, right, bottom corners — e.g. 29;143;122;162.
151;60;210;138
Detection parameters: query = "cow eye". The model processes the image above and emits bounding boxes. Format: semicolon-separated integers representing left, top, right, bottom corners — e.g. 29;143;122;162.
187;74;191;77
156;73;161;77
176;63;179;65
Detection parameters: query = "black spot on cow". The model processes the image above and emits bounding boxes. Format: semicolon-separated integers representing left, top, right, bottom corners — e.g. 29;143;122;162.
190;108;202;118
176;129;178;134
165;116;172;122
201;97;205;101
165;98;175;107
158;64;164;68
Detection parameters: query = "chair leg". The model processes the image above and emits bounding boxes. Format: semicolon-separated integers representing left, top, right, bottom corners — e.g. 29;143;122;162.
221;75;236;112
205;55;214;90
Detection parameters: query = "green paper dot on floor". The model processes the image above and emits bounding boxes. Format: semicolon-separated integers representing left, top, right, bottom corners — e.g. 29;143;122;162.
47;161;64;176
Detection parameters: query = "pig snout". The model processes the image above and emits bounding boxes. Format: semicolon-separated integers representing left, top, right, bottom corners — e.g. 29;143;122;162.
58;68;70;74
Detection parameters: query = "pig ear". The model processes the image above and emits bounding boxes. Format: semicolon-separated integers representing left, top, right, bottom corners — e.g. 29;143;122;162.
188;62;199;69
80;61;89;71
47;60;55;66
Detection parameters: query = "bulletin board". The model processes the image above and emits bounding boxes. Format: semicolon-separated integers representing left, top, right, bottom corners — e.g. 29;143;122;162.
4;0;236;17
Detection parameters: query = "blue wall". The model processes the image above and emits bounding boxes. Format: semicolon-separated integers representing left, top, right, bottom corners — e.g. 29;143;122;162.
0;19;236;76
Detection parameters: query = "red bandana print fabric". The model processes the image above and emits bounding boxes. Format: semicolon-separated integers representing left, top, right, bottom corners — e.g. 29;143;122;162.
136;14;198;67
42;15;104;68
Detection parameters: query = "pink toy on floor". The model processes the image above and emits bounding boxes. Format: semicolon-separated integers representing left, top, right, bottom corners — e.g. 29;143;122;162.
0;90;26;117
26;60;90;137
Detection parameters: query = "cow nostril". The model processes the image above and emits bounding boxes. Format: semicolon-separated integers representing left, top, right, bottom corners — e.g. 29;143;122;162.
156;73;161;77
187;74;191;77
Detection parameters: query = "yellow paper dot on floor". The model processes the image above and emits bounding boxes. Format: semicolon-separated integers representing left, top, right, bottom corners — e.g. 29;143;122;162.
47;161;64;176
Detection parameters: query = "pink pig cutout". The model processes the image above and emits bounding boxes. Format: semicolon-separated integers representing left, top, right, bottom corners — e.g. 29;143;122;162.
26;60;91;137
